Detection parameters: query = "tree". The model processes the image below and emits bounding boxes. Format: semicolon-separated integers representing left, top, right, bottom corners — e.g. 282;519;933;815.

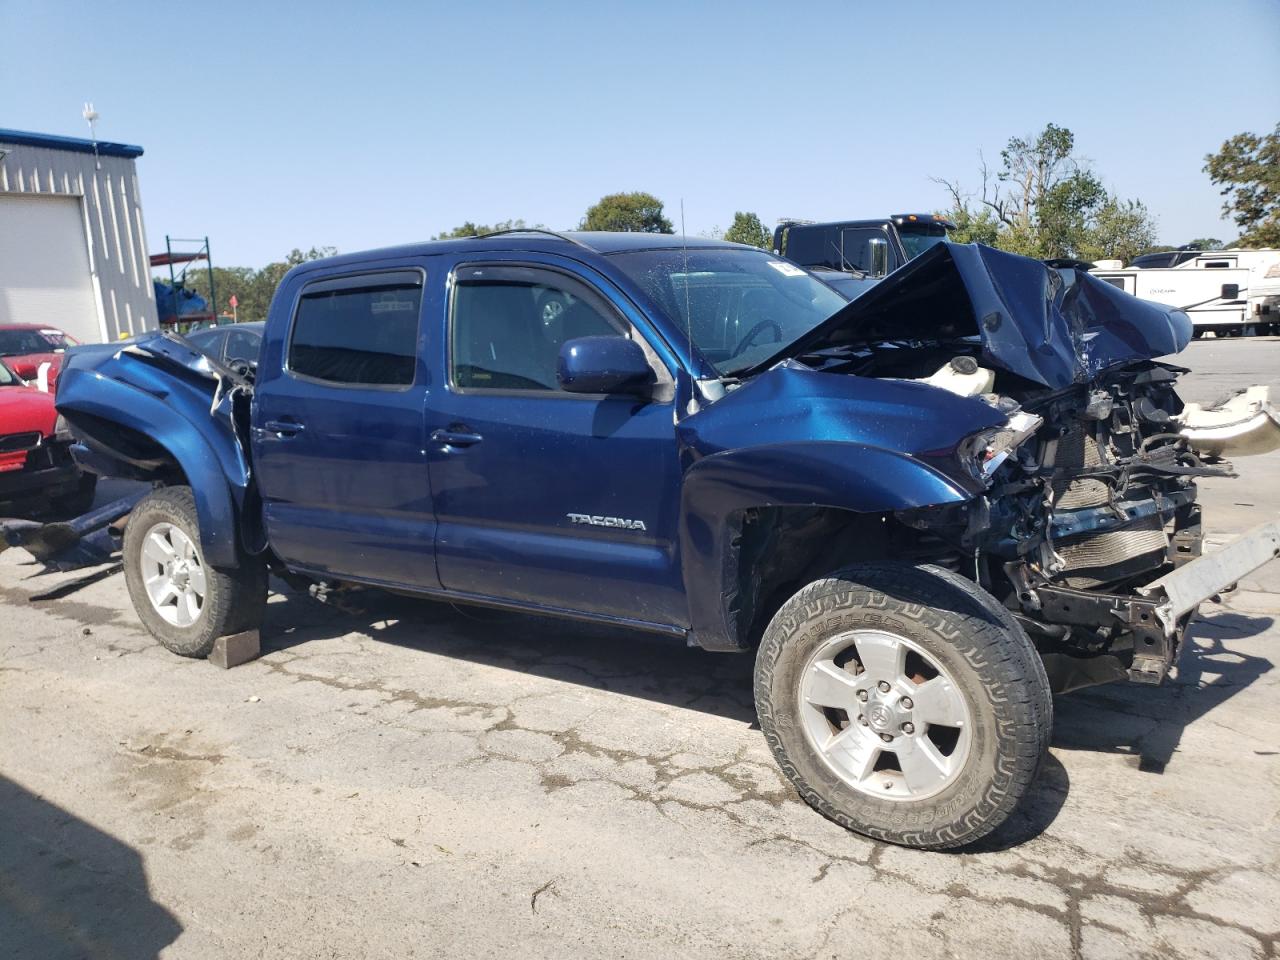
171;246;336;322
579;192;673;233
1186;237;1224;250
1075;197;1158;263
431;219;541;240
933;123;1158;260
723;211;771;248
1204;123;1280;248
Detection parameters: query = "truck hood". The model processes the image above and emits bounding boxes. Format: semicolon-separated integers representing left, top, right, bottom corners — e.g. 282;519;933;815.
750;242;1193;389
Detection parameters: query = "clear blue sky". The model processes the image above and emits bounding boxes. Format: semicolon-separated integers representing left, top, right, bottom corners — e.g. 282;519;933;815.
3;0;1277;267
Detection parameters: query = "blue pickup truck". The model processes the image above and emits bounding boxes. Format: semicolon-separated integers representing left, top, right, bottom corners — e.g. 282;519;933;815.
55;231;1280;849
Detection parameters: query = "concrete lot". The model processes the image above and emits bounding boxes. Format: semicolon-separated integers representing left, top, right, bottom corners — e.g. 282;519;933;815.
2;339;1279;959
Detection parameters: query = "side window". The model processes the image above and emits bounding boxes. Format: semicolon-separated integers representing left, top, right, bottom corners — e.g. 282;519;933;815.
288;272;422;387
451;266;627;392
225;328;260;364
840;228;888;273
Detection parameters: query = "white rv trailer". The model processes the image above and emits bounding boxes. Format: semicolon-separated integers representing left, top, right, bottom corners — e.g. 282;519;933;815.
1171;249;1280;326
1089;264;1254;336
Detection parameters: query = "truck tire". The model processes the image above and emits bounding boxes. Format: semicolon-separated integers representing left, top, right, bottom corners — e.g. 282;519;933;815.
122;485;267;658
754;562;1052;850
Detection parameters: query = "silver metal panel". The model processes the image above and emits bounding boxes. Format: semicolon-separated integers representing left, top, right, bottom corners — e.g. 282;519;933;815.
0;138;156;342
1138;520;1280;623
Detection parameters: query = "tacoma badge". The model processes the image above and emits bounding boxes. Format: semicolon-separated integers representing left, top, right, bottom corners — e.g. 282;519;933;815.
566;513;647;531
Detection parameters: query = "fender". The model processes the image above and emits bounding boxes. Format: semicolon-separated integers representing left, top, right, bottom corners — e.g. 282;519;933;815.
679;441;978;651
55;356;250;568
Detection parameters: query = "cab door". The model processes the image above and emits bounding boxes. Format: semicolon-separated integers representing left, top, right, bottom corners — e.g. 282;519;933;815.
424;257;685;628
251;266;439;589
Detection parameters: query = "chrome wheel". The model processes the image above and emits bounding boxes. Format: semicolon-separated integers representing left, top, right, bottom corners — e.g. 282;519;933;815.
798;629;971;801
140;522;207;628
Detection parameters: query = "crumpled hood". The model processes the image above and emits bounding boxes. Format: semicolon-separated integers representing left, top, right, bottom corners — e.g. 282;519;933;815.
752;242;1193;388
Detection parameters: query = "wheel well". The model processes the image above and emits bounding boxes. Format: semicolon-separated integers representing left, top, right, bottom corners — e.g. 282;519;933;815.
727;506;965;650
61;410;188;484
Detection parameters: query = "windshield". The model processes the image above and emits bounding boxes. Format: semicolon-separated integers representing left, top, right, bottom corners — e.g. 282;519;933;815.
607;248;846;375
0;328;75;355
898;225;950;260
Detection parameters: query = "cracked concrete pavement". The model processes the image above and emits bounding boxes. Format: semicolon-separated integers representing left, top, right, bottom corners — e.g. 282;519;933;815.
2;339;1279;959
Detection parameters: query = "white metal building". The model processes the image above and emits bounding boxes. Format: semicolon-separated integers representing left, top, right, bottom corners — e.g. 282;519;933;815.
0;128;156;343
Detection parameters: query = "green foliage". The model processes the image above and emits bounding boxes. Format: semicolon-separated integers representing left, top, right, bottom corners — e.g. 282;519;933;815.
431;219;542;240
935;123;1158;262
1075;197;1158;263
166;246;336;322
580;192;674;233
722;211;771;249
1204;123;1280;248
1186;237;1224;250
943;205;1001;247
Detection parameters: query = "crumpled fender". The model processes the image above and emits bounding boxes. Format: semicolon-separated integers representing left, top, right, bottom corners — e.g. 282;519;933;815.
55;341;250;568
677;365;1004;650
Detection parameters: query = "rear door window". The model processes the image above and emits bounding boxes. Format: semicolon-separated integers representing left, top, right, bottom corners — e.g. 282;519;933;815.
288;271;423;387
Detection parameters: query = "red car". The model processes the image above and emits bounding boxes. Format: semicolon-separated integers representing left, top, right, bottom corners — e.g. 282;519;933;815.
0;322;80;389
0;358;95;515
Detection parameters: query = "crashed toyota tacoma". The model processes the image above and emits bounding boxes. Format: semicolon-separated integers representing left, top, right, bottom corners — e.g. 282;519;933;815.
53;233;1280;850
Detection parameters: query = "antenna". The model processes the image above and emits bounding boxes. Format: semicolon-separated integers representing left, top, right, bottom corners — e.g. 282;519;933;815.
679;198;692;370
82;102;101;170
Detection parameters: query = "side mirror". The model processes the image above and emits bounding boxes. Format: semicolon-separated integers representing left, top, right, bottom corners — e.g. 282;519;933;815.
557;336;654;396
1221;283;1240;300
867;237;890;277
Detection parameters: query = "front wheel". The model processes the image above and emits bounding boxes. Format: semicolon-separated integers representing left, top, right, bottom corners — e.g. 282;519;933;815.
754;563;1052;849
123;485;267;658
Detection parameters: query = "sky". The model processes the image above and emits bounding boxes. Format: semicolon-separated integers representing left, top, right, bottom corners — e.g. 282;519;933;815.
2;0;1278;268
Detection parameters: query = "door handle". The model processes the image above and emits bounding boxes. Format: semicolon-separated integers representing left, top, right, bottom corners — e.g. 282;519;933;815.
263;419;306;437
431;428;483;448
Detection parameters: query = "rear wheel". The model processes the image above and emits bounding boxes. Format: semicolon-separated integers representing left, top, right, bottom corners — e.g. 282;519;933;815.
123;486;267;658
754;563;1052;849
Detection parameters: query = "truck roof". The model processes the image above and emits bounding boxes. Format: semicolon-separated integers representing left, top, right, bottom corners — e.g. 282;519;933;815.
778;214;957;230
300;231;747;273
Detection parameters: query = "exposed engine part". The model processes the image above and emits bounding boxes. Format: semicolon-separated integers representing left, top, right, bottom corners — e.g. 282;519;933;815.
892;358;1240;690
914;358;995;397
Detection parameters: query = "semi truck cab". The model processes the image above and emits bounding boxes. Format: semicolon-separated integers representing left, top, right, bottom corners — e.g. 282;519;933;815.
772;214;955;279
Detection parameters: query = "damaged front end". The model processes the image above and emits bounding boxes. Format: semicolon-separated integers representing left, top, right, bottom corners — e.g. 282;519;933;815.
897;362;1274;691
763;243;1280;692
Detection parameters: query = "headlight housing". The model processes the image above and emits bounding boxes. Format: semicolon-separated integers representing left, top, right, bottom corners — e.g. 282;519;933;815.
961;411;1042;482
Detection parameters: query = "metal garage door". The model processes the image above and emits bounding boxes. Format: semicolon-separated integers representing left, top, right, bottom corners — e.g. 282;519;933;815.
0;194;101;342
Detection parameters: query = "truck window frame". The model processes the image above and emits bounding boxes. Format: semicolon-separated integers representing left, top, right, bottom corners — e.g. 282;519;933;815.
840;226;895;275
283;267;426;393
446;261;674;401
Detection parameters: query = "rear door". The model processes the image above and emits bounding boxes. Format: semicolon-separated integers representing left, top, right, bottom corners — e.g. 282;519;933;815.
251;266;438;589
425;256;685;627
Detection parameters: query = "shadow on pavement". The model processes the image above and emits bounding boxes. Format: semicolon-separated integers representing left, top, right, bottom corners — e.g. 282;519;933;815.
261;585;760;726
0;774;182;959
258;587;1276;847
967;752;1070;853
1051;609;1274;773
